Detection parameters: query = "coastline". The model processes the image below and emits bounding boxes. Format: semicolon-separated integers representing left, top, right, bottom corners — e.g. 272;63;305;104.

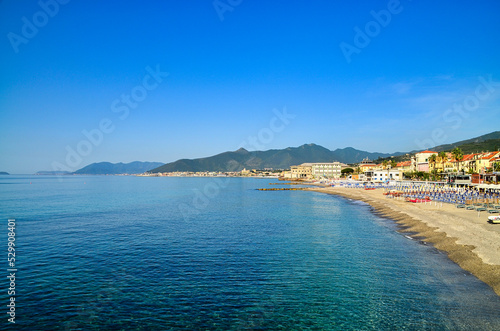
308;186;500;296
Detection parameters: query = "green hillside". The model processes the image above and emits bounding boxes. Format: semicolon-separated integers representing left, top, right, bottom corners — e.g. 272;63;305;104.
445;138;500;154
150;144;398;173
432;131;500;153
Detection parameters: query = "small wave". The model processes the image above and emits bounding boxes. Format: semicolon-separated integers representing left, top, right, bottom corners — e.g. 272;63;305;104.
348;200;369;206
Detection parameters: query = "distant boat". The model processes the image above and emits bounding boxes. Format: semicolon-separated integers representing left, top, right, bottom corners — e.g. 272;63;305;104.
488;215;500;224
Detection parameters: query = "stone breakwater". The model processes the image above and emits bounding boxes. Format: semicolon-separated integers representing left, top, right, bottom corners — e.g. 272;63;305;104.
308;186;500;296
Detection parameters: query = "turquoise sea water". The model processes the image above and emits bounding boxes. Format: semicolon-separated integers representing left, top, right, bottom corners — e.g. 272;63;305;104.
2;175;500;330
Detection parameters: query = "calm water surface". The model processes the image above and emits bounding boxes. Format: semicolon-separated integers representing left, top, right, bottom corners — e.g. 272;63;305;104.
1;175;500;330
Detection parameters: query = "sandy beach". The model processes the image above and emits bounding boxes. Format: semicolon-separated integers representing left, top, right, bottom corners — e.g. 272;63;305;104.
309;186;500;296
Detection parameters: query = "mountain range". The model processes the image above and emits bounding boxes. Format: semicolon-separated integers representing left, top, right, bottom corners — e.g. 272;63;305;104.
149;144;401;173
45;131;499;175
150;131;500;173
73;162;164;175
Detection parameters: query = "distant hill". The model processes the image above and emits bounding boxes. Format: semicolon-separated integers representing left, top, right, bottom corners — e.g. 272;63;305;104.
376;131;500;164
0;172;9;175
150;144;400;173
441;138;500;155
74;161;164;175
330;147;404;164
35;171;71;175
431;131;500;154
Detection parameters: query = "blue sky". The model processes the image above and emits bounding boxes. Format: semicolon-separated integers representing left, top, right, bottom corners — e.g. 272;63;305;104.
1;0;499;173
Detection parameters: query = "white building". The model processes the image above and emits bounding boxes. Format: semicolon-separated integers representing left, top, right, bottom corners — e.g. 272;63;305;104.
372;169;402;182
311;162;341;179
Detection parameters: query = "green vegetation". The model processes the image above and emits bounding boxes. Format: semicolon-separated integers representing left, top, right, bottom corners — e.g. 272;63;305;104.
451;147;464;161
446;138;500;154
376;154;410;164
341;168;354;177
151;144;399;173
404;171;430;181
430;169;439;181
432;131;500;152
429;154;437;164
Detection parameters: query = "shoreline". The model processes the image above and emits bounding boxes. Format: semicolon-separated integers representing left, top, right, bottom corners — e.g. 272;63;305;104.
308;186;500;296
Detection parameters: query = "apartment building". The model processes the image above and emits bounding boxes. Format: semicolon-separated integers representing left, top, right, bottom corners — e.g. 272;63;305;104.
311;162;341;179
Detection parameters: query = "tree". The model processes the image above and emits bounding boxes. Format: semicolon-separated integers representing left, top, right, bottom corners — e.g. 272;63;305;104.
451;147;464;171
416;171;425;180
438;151;447;173
403;171;414;179
391;160;397;169
431;169;439;181
382;160;388;169
341;168;354;177
429;154;437;172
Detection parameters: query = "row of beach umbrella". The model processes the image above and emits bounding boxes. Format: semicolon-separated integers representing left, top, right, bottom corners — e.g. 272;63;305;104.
328;180;500;205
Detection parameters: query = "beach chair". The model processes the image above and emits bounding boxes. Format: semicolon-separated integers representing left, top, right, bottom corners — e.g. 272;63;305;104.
488;209;500;214
466;206;475;210
476;207;487;212
456;204;466;208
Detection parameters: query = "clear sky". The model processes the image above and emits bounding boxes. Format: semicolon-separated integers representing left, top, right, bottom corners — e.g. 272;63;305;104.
1;0;499;174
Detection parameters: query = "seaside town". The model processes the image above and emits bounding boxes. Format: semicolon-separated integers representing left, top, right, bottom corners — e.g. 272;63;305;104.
142;148;500;188
283;148;500;184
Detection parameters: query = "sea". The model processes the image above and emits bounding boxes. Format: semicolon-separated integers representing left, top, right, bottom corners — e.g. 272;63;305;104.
2;175;500;330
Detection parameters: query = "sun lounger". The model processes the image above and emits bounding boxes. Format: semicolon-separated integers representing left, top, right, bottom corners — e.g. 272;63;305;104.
456;204;466;208
476;207;487;212
466;206;475;210
488;209;500;214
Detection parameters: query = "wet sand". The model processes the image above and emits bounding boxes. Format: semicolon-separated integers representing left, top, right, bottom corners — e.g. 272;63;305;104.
308;186;500;296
